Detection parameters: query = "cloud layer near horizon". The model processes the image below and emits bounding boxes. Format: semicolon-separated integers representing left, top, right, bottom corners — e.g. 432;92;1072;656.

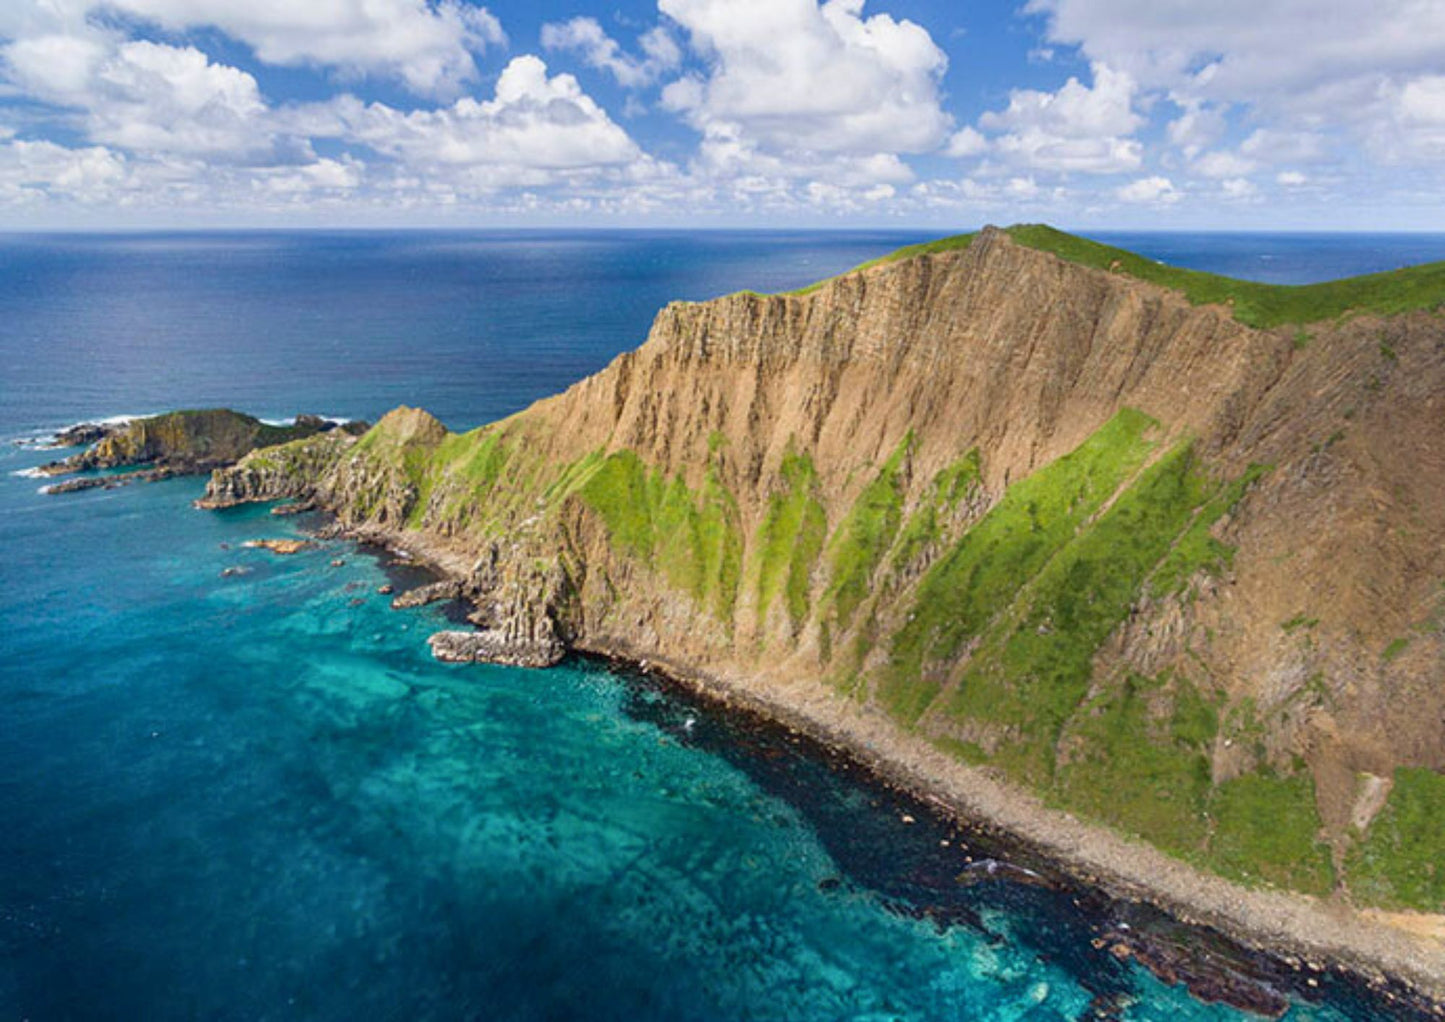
0;0;1442;228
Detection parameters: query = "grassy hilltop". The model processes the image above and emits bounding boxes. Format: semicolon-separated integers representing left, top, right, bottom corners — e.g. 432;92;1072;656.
796;224;1445;330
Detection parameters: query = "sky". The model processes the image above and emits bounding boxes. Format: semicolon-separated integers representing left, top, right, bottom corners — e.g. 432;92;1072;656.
0;0;1443;230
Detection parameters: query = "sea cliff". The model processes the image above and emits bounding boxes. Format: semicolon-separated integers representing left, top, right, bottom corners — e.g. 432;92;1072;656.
201;225;1445;998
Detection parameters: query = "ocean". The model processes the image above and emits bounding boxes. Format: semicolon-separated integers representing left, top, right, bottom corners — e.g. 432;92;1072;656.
2;230;1442;1020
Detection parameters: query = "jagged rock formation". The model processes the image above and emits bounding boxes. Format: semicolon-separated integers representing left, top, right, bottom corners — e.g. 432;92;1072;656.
201;226;1445;915
389;579;464;609
40;409;367;488
427;628;564;669
194;426;363;508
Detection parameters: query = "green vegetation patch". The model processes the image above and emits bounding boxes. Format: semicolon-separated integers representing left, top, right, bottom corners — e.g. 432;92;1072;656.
577;450;743;621
891;449;982;573
753;451;828;625
784;223;1445;327
947;440;1221;782
92;408;333;468
577;450;657;554
330;420;749;620
1382;637;1411;662
1346;767;1445;911
1056;674;1217;858
1150;463;1268;596
439;428;511;496
823;435;911;629
881;408;1158;725
412;426;577;532
1006;224;1445;329
1205;771;1335;895
233;429;349;481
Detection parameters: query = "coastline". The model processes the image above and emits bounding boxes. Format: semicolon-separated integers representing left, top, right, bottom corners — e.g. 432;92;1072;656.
583;640;1445;1012
329;516;1445;1015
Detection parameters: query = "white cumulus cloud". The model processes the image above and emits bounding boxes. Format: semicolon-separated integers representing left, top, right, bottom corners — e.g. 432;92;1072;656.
541;17;681;89
100;0;504;97
0;7;658;214
4;33;290;161
1025;0;1445;165
295;56;647;189
1239;128;1328;165
1372;74;1445;162
975;62;1142;174
945;126;988;158
658;0;951;167
0;137;129;204
1192;150;1256;179
1116;175;1179;204
1219;177;1256;200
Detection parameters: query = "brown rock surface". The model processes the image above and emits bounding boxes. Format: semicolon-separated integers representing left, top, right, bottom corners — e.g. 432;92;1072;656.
242;538;313;555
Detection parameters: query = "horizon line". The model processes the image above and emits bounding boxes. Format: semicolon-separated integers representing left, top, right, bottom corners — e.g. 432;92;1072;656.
5;224;1445;237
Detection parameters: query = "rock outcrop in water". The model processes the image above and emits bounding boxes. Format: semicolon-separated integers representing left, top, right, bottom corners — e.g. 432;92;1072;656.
200;226;1445;934
41;409;367;489
389;579;465;609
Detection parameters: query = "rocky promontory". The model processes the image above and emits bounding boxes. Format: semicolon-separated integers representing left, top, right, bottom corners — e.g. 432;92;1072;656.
39;409;368;494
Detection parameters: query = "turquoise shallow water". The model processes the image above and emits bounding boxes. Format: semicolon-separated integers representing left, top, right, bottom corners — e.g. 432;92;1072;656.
3;231;1443;1020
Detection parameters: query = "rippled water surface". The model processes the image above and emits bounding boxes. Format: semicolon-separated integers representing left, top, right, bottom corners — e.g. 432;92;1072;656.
4;231;1442;1020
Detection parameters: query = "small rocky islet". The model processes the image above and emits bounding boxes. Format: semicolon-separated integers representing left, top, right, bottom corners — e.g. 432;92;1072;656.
34;409;368;493
51;226;1445;1017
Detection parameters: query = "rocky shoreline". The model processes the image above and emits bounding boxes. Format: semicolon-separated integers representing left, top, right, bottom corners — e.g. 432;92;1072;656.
41;465;183;494
622;648;1445;1018
38;410;367;492
604;653;1407;1021
11;419;129;451
309;514;1445;1020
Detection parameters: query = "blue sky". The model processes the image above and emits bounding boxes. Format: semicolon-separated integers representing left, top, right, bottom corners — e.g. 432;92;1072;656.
1;0;1442;230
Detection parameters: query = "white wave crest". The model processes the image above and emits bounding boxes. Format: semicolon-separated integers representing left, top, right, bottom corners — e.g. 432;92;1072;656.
9;413;150;450
259;414;353;428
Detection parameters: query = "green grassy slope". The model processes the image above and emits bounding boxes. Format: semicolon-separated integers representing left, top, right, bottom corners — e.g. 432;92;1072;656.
860;411;1335;895
1007;224;1445;328
335;406;1345;899
1346;768;1445;910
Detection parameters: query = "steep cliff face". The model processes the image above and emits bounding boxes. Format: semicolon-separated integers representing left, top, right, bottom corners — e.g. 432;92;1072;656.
203;226;1445;912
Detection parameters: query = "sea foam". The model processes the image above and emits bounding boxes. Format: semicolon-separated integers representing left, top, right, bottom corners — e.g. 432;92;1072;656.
9;413;150;451
259;414;353;428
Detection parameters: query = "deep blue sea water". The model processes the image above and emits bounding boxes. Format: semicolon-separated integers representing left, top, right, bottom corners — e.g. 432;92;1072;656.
3;231;1443;1021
